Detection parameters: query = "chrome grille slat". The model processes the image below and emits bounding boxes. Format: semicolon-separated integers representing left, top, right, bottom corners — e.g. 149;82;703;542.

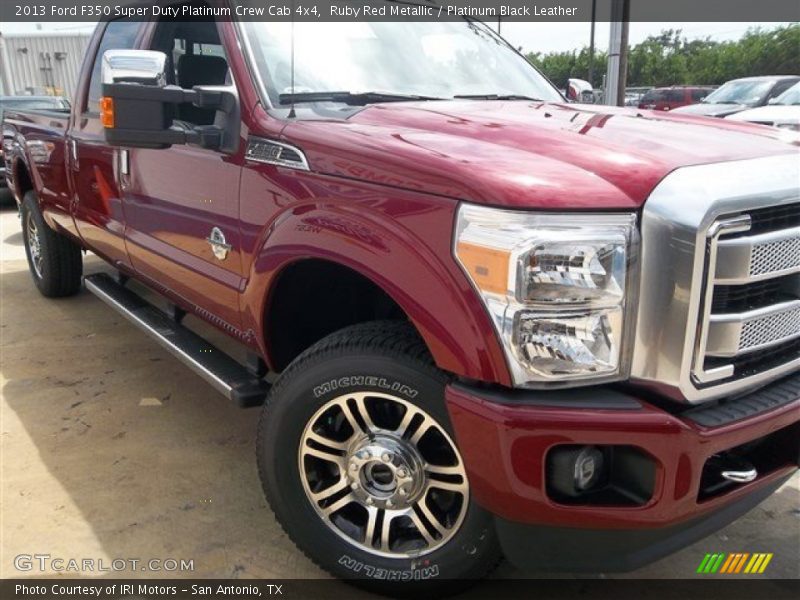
706;300;800;357
739;305;800;351
715;226;800;283
750;235;800;277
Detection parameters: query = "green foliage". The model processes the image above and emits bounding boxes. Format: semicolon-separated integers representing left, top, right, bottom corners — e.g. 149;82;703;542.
527;24;800;89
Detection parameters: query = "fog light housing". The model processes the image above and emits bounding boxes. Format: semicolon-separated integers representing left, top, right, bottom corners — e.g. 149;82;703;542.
546;445;656;506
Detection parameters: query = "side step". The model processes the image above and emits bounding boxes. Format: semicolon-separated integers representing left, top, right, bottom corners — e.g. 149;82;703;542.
84;273;269;407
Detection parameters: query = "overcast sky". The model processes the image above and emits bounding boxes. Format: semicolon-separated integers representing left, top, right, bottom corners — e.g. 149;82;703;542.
0;21;790;54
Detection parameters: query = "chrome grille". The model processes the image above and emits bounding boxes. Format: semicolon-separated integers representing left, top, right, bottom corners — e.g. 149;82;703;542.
633;154;800;403
699;204;800;380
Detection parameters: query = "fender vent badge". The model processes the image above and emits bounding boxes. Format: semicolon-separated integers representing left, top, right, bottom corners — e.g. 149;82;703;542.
245;137;309;170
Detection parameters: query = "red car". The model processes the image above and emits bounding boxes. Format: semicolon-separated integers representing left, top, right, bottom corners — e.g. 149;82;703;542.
3;10;798;592
638;86;715;111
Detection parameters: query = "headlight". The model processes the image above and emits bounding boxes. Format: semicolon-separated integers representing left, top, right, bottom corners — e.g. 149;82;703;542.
454;204;637;386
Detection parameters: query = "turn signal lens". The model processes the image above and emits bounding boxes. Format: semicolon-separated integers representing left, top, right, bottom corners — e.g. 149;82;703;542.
100;97;114;128
455;241;510;295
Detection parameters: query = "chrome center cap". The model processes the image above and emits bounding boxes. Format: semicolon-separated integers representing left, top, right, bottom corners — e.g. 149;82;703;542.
347;434;423;509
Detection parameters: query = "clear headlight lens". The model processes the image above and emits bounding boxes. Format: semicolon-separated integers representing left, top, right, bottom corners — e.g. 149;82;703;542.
455;204;637;386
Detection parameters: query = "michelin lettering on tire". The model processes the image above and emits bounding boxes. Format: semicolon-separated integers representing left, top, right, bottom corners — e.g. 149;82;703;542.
338;555;440;580
313;376;419;399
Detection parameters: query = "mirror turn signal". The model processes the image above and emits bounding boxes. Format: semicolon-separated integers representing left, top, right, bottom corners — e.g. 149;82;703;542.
100;97;114;128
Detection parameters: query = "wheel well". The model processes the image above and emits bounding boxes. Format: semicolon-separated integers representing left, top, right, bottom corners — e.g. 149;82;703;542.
265;259;410;371
14;160;34;199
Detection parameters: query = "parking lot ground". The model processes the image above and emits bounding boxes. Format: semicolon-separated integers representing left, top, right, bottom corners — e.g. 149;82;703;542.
1;198;798;591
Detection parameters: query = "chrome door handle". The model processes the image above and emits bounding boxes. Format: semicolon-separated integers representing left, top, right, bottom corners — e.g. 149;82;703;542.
70;139;79;169
206;227;231;261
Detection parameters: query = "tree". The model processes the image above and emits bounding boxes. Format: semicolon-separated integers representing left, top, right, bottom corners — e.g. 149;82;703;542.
528;24;799;88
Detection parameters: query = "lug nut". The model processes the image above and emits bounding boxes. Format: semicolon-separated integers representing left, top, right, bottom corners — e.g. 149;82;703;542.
398;487;407;496
351;482;359;490
386;500;394;508
397;468;408;478
358;450;370;460
382;453;392;463
365;497;374;505
350;463;359;472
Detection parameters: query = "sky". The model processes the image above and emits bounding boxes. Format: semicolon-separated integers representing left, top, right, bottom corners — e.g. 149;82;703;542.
0;20;788;54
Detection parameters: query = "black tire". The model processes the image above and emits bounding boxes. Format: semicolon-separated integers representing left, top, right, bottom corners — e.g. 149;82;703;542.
257;321;501;595
21;191;82;297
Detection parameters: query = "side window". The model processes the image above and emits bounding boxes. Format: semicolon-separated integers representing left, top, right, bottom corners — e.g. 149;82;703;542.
691;89;707;101
149;19;230;126
86;20;140;111
666;90;683;103
652;90;667;103
767;79;797;100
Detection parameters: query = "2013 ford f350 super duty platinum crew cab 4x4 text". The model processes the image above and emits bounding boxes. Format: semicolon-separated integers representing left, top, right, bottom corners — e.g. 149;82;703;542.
2;6;799;592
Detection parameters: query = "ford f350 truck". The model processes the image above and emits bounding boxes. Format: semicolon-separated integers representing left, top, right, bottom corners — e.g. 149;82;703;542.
3;8;799;590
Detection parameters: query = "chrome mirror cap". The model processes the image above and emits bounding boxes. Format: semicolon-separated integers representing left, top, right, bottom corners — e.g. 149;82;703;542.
102;49;168;87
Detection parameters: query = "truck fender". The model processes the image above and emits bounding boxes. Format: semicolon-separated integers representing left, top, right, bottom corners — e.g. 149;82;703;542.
240;200;511;386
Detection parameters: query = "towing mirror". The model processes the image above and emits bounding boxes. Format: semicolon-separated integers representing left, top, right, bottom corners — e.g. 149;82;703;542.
100;49;239;153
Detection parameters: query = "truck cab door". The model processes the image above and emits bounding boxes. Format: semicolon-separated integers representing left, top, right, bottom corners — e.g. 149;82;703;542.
70;19;140;269
121;21;244;331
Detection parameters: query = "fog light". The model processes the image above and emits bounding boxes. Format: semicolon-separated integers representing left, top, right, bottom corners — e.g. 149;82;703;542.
547;445;606;498
574;446;604;491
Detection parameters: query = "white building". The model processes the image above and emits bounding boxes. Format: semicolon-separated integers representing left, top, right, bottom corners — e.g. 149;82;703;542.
0;31;92;100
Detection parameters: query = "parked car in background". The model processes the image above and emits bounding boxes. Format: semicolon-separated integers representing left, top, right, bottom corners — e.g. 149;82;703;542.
625;86;653;106
566;78;595;103
673;75;800;118
637;86;714;111
0;95;70;123
0;96;70;198
726;81;800;131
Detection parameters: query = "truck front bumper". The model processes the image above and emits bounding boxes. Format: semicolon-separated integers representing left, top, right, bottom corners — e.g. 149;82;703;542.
445;373;800;572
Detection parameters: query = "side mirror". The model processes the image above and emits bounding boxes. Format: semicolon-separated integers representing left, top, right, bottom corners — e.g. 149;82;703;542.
100;49;239;152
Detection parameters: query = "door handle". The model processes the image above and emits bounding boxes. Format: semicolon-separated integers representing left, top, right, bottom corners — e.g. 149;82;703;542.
69;139;79;170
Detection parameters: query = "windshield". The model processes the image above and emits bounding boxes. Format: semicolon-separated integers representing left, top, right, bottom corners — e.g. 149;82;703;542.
702;80;773;106
774;82;800;105
241;21;562;108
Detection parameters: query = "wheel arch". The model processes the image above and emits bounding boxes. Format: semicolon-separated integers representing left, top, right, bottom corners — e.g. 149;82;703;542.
240;202;510;386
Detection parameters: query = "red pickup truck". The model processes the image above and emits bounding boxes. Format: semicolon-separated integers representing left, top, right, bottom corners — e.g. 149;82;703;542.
3;12;799;591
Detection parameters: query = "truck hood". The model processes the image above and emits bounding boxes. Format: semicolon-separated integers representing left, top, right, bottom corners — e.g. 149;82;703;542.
283;101;796;210
671;102;751;118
